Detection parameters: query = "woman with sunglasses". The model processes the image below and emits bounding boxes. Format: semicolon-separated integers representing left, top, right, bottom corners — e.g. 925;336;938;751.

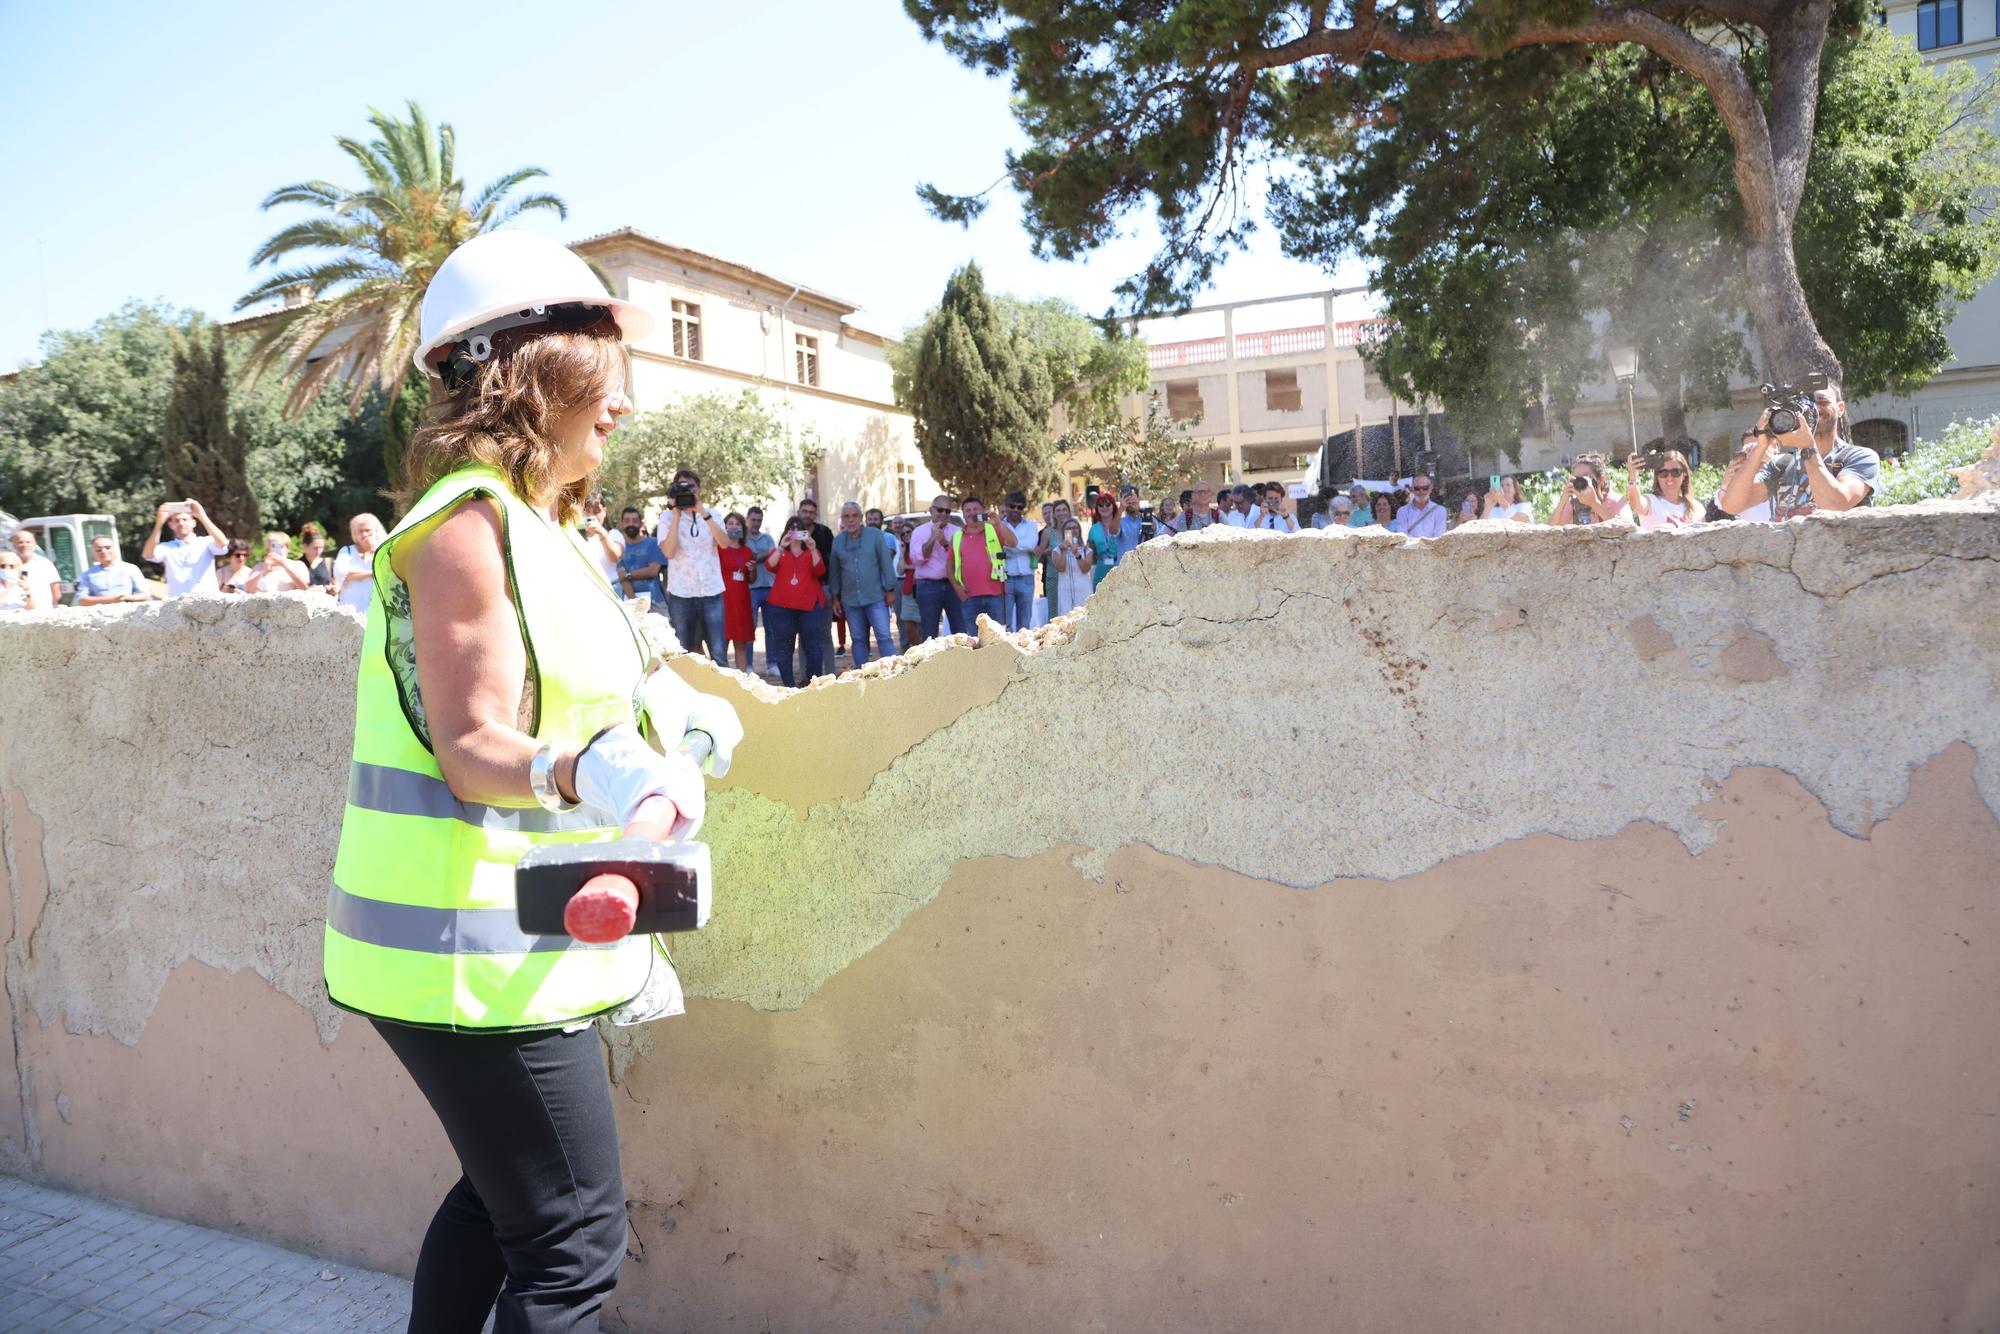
1625;449;1697;528
1086;491;1123;589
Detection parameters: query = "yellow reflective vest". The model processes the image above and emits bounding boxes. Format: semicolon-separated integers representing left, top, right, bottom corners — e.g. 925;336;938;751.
323;464;654;1031
950;522;1005;587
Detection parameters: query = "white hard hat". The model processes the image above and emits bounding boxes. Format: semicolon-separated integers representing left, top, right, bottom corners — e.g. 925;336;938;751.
413;230;654;379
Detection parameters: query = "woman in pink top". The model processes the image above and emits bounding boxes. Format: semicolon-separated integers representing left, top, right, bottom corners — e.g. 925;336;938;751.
1548;453;1628;527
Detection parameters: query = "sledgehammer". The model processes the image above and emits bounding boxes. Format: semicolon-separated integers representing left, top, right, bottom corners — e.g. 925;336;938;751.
514;733;713;944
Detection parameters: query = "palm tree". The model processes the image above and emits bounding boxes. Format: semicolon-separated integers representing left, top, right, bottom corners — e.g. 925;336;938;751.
235;100;567;415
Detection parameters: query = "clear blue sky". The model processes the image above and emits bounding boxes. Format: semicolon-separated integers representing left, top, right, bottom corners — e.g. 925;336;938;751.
0;0;1363;370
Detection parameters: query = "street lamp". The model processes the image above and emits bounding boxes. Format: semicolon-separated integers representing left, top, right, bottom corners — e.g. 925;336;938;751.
1606;342;1641;459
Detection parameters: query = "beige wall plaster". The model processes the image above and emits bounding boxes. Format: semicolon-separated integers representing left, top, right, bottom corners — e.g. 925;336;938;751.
0;498;1995;1040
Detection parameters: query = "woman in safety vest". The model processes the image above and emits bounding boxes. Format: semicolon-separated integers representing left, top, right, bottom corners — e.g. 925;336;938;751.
322;229;741;1331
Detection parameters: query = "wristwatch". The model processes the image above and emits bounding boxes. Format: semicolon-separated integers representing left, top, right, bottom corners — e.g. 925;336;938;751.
529;744;579;813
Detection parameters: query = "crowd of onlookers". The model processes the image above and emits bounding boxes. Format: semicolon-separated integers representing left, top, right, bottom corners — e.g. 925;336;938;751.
0;501;388;614
1;385;1887;664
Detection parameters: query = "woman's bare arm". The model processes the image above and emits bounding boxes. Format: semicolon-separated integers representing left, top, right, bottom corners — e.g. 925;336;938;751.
404;499;579;806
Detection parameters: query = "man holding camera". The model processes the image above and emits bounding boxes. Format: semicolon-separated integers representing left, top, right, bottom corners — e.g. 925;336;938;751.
656;468;736;660
141;498;230;598
1718;379;1878;522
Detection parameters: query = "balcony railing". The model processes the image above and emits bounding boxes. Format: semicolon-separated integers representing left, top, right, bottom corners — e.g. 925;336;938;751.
1148;319;1393;371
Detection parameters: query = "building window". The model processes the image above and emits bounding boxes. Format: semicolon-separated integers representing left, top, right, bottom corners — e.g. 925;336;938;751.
795;333;820;387
670;300;702;361
1362;362;1388;401
896;462;917;516
1917;0;1961;49
1166;380;1203;420
1264;369;1302;413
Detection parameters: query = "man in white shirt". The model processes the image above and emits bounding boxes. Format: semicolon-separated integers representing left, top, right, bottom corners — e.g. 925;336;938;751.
333;513;386;613
1257;482;1299;533
656;468;734;660
9;529;64;607
999;490;1042;631
1394;474;1448;538
1220;485;1261;528
140;499;230;598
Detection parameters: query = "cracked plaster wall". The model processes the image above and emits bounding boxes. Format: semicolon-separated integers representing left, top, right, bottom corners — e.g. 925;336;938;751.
0;498;1997;1328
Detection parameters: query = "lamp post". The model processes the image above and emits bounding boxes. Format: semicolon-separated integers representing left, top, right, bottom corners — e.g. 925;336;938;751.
1606;343;1641;461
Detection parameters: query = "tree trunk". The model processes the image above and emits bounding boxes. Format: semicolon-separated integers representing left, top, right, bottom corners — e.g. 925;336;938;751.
1658;396;1687;447
1740;225;1840;385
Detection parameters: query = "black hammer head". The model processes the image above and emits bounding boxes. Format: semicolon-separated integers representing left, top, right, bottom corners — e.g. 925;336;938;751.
515;838;711;936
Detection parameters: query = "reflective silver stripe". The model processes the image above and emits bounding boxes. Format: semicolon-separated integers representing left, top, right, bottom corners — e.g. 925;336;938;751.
347;762;610;834
326;883;618;955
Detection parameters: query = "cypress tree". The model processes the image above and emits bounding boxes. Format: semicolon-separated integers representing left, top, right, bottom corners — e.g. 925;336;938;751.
162;323;261;540
906;263;1055;502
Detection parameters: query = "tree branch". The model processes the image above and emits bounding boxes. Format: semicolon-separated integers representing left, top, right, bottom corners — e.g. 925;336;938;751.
1237;5;1785;236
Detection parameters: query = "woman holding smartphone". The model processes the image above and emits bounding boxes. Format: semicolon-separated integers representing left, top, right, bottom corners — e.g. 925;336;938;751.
761;515;828;687
1480;475;1534;524
1047;516;1094;618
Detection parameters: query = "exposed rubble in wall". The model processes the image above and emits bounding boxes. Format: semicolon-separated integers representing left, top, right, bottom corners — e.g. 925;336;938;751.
1;497;1996;1039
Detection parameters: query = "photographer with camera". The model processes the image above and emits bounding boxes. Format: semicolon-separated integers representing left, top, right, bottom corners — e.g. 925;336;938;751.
1258;482;1300;533
1549;454;1626;528
577;490;625;586
655;467;736;660
1719;376;1878;521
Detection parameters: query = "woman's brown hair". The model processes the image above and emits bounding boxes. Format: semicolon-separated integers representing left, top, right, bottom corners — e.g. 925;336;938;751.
395;313;627;525
1648;449;1695;513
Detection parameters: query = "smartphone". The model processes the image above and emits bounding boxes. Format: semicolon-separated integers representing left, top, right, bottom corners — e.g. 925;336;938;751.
166;501;192;515
1489;474;1501;492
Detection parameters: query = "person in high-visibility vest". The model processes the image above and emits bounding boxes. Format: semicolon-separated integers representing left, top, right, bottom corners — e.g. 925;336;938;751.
322;230;742;1332
946;494;1015;630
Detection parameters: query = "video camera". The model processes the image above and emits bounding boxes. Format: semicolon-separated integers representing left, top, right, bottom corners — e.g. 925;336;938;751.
1756;373;1829;441
669;479;698;510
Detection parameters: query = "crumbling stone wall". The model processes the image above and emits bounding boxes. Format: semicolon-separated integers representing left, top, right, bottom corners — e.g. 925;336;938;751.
2;499;1997;1331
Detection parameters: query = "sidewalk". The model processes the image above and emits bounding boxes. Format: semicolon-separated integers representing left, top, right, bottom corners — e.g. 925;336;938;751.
0;1175;412;1332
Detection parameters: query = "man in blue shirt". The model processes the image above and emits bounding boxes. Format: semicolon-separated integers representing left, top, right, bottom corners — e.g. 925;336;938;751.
614;506;667;614
76;535;155;605
828;501;899;666
1116;484;1148;557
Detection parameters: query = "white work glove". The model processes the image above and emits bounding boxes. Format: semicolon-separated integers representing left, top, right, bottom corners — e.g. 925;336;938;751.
572;724;705;842
635;670;743;778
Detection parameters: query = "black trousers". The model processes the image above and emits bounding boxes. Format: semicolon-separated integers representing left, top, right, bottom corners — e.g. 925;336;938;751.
373;1020;626;1333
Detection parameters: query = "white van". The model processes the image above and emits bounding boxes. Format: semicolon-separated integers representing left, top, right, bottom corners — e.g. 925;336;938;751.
3;514;122;605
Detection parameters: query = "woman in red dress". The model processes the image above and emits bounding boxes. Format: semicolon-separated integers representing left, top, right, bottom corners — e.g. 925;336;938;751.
718;511;756;672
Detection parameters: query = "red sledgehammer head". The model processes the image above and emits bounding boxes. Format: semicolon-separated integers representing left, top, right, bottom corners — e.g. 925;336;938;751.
515;838;711;941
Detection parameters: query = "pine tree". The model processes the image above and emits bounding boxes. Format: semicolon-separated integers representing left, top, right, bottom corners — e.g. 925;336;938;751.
905;263;1056;502
162;323;261;540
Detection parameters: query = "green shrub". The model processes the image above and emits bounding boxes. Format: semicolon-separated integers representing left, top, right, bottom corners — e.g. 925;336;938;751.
1873;415;1996;507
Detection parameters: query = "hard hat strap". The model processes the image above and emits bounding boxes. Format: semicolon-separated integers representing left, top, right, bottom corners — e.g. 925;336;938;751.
435;303;612;389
